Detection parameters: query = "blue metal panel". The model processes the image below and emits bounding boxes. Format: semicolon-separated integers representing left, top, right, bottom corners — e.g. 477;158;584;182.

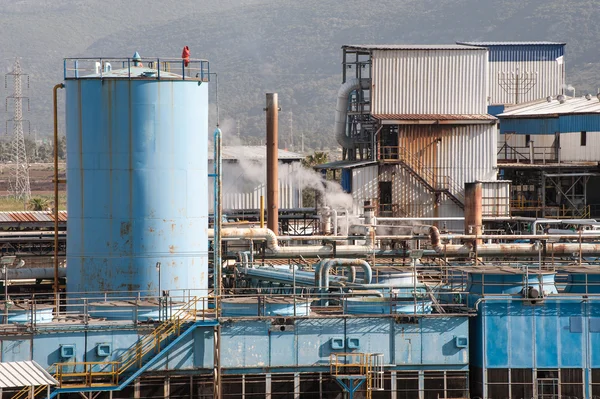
1;339;31;362
32;333;87;373
394;322;422;365
421;317;469;365
296;318;345;366
341;169;352;193
484;44;565;62
270;329;297;367
559;114;600;133
559;302;585;367
220;320;269;368
507;305;534;368
346;318;391;363
193;327;214;368
535;303;559;368
65;77;209;297
499;117;559;135
485;302;510;367
487;105;505;116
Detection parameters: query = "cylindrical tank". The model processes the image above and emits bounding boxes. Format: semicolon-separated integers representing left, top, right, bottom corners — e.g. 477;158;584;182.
64;59;209;298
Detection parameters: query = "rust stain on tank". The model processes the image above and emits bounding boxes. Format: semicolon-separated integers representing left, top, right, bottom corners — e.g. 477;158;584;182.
169;245;176;253
120;221;131;236
149;227;155;233
171;223;176;232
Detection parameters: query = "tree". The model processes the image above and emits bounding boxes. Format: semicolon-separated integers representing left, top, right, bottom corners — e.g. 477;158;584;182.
28;197;50;211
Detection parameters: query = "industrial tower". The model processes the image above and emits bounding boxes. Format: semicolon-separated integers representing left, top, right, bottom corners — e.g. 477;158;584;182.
5;58;31;201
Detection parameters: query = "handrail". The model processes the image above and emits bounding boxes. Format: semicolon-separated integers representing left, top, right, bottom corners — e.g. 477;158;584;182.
49;297;203;389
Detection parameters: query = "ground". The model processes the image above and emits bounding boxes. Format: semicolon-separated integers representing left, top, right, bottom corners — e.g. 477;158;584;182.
0;163;66;211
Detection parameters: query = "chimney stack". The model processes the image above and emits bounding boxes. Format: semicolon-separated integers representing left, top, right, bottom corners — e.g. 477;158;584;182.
266;93;279;233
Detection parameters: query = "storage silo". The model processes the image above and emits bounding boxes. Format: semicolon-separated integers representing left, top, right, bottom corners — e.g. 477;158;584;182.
64;57;210;298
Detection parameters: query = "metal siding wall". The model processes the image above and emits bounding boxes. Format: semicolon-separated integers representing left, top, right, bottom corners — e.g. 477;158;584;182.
499;117;559;135
209;162;300;211
560;114;600;132
351;165;379;215
371;49;488;115
481;181;510;217
559;131;600;162
487;45;565;105
435;124;498;187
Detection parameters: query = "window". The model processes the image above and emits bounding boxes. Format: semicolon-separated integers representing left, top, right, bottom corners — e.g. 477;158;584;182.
581;131;587;146
525;134;531;146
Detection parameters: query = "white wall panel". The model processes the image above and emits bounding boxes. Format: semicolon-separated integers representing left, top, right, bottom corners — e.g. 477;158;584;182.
371;49;488;115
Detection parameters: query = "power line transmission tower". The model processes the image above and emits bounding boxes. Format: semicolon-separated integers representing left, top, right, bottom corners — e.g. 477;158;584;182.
5;58;31;201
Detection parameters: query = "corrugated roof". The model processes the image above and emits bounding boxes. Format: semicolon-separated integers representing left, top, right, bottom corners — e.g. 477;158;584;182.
458;41;566;46
499;96;600;118
0;211;67;223
0;361;58;388
343;44;486;51
374;114;496;121
208;146;304;161
373;114;497;124
313;160;377;170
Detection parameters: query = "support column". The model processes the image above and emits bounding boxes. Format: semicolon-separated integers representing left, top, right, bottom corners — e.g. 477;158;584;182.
134;379;141;399
390;371;397;399
294;373;300;399
164;376;170;399
266;373;272;399
418;371;424;399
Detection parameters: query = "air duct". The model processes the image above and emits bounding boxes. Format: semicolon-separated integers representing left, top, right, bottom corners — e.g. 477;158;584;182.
335;78;370;149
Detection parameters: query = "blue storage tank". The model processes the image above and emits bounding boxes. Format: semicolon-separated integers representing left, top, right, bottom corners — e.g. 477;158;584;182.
64;58;210;298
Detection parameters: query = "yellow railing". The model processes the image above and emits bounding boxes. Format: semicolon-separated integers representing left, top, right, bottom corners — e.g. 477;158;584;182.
13;297;206;396
329;353;384;399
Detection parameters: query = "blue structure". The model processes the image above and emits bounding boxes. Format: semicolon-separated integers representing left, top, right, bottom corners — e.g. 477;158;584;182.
468;268;599;398
64;57;210;297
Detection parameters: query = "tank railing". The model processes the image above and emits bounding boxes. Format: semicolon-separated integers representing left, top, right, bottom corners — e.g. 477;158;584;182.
0;291;213;327
63;57;210;81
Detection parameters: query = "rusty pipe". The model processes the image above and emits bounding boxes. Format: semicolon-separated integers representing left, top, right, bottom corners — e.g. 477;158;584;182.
210;227;375;257
53;83;64;308
416;225;600;256
266;93;279;233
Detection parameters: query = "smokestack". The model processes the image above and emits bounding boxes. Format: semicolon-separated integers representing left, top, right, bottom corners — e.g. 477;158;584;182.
464;182;483;245
266;93;279;233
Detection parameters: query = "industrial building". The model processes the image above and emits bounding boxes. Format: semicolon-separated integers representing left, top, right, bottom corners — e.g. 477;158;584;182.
3;47;600;399
318;44;509;225
497;95;600;220
457;41;567;110
207;146;304;213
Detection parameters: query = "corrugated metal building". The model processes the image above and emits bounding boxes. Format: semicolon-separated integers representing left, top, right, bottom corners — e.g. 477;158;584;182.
497;96;600;219
208;146;304;211
333;45;506;226
498;96;600;162
458;42;566;107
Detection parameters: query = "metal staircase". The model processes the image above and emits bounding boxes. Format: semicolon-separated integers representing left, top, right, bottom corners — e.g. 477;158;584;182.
396;147;465;209
11;297;217;399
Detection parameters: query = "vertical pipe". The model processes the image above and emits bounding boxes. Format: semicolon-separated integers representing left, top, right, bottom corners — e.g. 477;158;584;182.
260;195;265;228
266;93;279;233
53;83;64;312
214;128;222;298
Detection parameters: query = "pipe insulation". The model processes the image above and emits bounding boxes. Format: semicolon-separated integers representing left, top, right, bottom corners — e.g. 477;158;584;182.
335;78;370;149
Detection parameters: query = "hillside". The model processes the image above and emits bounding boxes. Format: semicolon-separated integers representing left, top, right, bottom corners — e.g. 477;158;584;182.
0;0;598;150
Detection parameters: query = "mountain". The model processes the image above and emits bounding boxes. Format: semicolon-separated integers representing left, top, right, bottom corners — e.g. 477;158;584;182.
0;0;598;151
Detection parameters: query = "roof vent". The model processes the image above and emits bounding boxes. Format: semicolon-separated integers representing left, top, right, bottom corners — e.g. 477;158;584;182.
546;96;552;103
557;94;566;104
586;93;592;100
